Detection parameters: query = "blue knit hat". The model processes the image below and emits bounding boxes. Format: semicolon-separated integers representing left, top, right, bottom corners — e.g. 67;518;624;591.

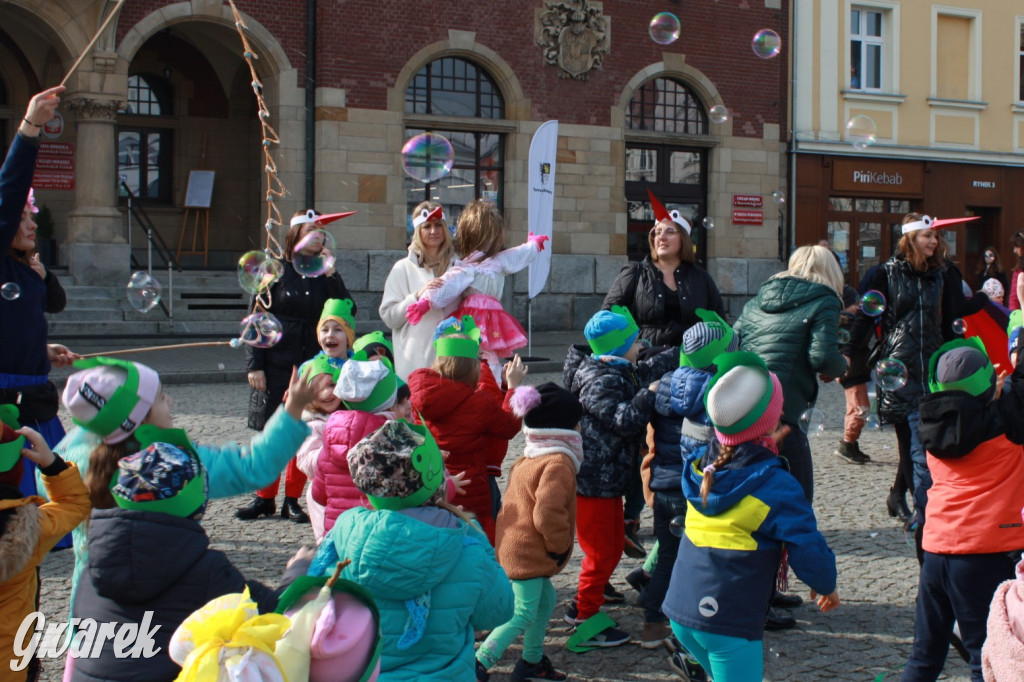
585;307;639;357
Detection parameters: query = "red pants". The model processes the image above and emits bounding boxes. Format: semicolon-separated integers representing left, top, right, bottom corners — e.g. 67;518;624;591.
256;457;307;499
575;495;624;620
843;383;870;443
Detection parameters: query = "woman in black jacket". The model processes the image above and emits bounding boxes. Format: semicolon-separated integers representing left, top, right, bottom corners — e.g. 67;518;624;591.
602;197;724;558
237;210;355;522
845;213;984;553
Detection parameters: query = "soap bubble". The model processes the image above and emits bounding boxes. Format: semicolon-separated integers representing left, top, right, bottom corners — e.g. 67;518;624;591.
669;514;686;537
229;338;242;349
238;251;283;294
865;413;880;430
649;13;681;45
952;318;967;334
401;132;454;184
126;271;162;313
702;217;715;230
709;105;730;124
838;328;851;344
875;358;908;390
292;229;337;278
860;290;886;316
1;282;20;301
771;191;786;205
798;408;826;436
751;29;782;59
239;311;283;348
846;114;878;151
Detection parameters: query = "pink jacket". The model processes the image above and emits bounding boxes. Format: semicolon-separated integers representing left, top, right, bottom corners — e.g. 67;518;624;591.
294;413;329;542
312;409;384;532
983;552;1024;681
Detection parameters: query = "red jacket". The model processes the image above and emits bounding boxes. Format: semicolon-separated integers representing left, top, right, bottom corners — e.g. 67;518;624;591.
312;409;384;532
924;435;1024;555
408;363;522;542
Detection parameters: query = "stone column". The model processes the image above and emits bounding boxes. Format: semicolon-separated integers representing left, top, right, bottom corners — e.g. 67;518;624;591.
64;96;128;286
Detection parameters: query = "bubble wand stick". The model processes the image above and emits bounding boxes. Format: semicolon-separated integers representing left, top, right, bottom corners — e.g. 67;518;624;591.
59;0;128;88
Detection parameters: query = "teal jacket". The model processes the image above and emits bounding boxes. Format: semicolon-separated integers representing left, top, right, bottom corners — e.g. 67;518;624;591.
313;506;513;681
735;276;847;424
43;406;310;617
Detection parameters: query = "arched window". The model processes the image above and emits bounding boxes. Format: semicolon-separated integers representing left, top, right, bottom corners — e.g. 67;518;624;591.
627;77;707;134
403;57;505;234
118;74;174;203
624;77;711;263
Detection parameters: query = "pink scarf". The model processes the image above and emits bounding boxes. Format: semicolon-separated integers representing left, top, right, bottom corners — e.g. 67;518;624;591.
522;427;584;474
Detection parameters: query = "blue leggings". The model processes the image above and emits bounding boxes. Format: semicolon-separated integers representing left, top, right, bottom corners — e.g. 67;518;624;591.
671;621;763;682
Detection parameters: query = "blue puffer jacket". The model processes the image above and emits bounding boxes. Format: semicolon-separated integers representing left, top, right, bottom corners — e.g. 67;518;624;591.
313;506;513;681
663;442;837;641
49;406;310;621
649;366;714;492
563;344;677;498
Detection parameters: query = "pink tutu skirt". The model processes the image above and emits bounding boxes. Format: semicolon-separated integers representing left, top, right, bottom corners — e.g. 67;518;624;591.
455;293;527;356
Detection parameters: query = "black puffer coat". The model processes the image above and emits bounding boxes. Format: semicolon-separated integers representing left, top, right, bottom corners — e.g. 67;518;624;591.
846;256;985;424
563;344;677;497
603;257;725;347
245;263;354;427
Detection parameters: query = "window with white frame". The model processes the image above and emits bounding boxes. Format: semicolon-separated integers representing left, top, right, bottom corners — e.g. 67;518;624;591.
850;7;884;90
1019;21;1024;101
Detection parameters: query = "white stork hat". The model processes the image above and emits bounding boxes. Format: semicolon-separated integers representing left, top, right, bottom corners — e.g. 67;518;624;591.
290;208;357;228
901;214;979;235
412;204;445;229
648;189;691;235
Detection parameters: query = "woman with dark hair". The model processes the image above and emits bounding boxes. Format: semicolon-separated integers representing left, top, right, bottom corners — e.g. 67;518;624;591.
1;86;78;498
845;213;985;556
975;245;1007;294
1010;233;1024;311
236;209;355;522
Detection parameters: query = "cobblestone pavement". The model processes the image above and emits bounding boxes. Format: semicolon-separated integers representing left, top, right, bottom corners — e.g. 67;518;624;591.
37;374;973;681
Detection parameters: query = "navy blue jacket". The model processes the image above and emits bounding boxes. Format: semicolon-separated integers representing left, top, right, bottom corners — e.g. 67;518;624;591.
649;366;714;492
563;344;676;497
70;508;303;681
663;442;837;641
0;133;49;377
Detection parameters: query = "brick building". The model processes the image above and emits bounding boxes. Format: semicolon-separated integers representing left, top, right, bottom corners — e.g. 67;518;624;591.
1;0;790;328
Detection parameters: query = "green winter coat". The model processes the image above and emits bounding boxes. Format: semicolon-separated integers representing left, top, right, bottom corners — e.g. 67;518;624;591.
735;276;847;425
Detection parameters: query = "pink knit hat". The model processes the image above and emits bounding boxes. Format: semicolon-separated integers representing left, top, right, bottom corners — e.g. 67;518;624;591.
704;352;784;446
62;358;161;444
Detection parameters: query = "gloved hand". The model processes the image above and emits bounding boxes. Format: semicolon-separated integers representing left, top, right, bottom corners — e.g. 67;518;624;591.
406;298;431;325
528;232;549;251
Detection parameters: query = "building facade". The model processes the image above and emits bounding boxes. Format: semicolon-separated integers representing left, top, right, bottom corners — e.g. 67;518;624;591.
1;0;792;327
791;0;1024;289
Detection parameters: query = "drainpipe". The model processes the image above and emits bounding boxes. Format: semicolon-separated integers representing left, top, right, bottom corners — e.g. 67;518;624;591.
787;0;798;261
305;0;316;207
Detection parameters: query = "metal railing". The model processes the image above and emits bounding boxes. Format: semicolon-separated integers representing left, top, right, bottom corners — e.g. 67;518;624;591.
121;181;175;324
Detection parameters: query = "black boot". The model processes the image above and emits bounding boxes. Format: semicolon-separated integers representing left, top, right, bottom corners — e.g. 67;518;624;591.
235;495;275;520
281;497;309;523
886;487;911;523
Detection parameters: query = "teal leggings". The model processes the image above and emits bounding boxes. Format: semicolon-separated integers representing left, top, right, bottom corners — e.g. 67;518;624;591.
671;620;763;682
477;577;556;668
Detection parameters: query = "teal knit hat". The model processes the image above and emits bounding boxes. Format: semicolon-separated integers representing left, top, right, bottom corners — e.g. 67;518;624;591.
584;306;639;357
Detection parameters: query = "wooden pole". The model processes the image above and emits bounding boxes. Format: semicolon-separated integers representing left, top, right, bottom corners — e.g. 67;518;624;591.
60;0;128;88
79;340;233;358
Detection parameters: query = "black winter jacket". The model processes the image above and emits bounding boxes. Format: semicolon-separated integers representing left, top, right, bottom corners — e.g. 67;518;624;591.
563;344;677;497
245;263;354;426
603;257;725;347
70;508;305;682
846;256;985;424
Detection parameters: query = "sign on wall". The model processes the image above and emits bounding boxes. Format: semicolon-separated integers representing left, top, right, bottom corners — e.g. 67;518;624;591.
732;209;763;225
33;142;75;190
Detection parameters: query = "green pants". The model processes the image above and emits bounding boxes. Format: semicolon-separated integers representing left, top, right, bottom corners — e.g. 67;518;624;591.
477;577;556;668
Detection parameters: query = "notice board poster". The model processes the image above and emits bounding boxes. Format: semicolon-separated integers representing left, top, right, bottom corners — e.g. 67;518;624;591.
184;170;215;208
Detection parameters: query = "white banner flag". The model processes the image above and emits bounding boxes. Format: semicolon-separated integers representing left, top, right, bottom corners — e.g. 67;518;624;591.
527;120;558;299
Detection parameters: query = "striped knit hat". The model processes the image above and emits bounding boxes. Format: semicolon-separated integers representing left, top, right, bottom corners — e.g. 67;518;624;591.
680;309;738;369
704;352;784;446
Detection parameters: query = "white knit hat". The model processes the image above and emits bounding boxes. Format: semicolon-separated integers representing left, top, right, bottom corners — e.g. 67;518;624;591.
62;358;161;444
704;352;784;445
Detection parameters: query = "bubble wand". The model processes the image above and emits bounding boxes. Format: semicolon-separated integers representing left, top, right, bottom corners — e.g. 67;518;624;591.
59;0;128;88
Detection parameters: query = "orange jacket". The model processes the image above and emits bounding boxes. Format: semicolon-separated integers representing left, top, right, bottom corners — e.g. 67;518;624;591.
924;435;1024;555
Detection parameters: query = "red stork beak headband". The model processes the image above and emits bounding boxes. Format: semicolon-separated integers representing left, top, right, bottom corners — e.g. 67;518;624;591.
901;215;979;235
290;208;357;228
412;205;446;229
648;189;691;235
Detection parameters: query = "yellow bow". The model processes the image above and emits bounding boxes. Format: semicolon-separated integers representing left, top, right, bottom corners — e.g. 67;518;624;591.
174;589;292;682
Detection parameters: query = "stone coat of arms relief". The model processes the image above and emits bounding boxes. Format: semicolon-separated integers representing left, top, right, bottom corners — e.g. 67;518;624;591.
535;0;611;81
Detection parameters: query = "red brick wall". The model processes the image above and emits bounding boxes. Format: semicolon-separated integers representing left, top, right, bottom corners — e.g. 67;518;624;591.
117;0;788;139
